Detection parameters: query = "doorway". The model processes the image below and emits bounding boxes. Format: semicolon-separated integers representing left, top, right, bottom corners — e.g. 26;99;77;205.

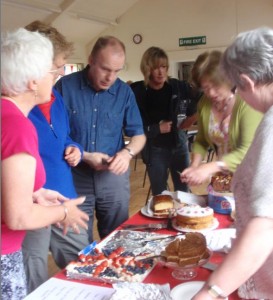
177;61;194;82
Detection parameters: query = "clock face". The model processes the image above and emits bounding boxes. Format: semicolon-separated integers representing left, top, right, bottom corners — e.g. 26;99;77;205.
133;34;142;44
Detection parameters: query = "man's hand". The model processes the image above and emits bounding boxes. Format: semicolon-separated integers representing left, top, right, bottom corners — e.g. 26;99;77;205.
83;151;111;171
159;120;172;133
107;149;131;175
64;146;82;167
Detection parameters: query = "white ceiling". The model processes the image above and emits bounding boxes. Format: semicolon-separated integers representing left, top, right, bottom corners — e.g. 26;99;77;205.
1;0;140;45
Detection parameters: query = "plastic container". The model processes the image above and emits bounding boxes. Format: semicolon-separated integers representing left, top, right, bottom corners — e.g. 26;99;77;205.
207;185;235;215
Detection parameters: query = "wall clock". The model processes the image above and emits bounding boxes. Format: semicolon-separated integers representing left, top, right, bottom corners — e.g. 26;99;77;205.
133;34;142;44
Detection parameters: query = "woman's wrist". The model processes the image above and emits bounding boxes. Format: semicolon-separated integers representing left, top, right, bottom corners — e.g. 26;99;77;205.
215;161;228;173
61;204;68;221
207;284;228;299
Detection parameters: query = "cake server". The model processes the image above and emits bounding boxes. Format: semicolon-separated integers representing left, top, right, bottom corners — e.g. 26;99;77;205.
167;209;173;230
121;223;168;230
201;261;218;271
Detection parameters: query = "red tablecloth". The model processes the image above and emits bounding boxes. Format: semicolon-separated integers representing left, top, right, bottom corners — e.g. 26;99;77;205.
55;211;240;299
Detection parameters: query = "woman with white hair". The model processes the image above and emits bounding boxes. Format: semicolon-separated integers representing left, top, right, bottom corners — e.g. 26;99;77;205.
192;27;273;300
1;28;88;299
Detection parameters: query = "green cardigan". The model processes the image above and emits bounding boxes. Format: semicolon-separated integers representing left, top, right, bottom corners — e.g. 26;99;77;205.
192;94;263;172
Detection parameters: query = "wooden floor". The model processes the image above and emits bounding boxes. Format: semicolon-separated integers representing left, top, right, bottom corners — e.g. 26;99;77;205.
48;154;208;277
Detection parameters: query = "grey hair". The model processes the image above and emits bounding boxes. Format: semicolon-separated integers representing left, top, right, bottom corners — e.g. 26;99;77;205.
1;27;53;96
221;27;273;89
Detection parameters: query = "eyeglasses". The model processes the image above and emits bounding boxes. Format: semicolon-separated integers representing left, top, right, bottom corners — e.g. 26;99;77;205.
48;65;65;74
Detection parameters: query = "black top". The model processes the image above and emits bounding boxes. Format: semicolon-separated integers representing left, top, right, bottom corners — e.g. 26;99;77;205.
145;83;175;148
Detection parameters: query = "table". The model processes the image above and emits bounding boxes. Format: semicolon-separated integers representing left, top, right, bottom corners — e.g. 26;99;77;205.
55;211;240;300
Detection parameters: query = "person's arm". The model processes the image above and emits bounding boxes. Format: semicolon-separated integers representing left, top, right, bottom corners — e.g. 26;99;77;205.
192;217;273;299
122;134;146;157
108;134;146;175
221;99;263;172
64;146;82;167
107;85;146;175
179;113;197;130
2;153;89;234
180;160;228;186
82;151;111;170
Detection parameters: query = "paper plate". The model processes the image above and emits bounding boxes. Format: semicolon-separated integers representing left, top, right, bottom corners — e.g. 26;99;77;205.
171;281;228;300
171;281;205;300
205;228;236;252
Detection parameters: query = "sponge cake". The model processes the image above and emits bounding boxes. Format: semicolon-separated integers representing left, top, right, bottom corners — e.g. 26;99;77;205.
152;194;174;217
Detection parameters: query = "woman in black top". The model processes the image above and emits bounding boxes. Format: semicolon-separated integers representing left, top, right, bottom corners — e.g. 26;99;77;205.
131;47;199;195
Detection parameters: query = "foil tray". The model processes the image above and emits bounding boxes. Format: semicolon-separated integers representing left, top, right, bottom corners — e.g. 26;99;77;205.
66;230;174;284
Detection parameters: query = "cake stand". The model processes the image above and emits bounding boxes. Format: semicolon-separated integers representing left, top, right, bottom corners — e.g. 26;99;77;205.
160;249;212;280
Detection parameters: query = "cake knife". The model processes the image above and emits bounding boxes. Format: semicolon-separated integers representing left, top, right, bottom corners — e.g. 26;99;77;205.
121;223;168;230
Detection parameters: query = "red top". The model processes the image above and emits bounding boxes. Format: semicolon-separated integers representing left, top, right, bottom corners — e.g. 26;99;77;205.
38;93;55;123
1;99;46;254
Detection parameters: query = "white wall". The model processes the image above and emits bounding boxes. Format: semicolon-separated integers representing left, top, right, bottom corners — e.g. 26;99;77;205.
90;0;273;81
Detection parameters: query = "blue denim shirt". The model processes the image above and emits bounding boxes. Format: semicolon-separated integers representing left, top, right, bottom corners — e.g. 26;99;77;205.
54;67;144;156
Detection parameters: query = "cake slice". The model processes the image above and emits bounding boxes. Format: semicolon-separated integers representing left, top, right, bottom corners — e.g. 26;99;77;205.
152;194;174;217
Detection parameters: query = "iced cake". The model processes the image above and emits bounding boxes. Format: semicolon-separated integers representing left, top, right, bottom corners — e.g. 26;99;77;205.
175;204;214;229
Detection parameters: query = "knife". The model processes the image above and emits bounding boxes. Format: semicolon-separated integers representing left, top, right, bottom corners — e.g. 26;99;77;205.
121;223;168;230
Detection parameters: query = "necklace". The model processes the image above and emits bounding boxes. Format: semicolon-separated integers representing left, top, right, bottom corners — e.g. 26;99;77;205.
222;93;235;112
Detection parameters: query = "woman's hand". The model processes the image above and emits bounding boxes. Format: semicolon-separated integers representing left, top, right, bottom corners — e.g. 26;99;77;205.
33;188;69;206
180;163;213;186
64;146;82;167
60;196;89;235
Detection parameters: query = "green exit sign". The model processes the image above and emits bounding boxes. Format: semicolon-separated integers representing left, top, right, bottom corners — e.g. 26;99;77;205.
179;36;206;46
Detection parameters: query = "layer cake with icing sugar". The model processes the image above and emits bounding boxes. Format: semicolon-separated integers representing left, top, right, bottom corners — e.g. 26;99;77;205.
175;204;214;229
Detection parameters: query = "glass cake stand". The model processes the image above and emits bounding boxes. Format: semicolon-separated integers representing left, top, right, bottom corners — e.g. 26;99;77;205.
160;248;212;280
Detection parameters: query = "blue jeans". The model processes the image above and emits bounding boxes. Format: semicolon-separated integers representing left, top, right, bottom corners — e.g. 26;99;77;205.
146;144;190;196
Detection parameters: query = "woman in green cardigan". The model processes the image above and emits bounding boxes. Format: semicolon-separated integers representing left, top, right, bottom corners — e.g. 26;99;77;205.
180;50;263;187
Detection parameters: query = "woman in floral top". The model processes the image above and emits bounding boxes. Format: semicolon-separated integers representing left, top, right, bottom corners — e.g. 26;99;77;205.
180;50;262;187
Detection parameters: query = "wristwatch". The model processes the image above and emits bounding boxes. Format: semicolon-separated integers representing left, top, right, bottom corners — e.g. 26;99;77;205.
208;285;227;299
124;147;135;158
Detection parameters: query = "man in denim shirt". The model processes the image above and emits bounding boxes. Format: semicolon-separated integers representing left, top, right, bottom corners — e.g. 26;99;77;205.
54;36;145;266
